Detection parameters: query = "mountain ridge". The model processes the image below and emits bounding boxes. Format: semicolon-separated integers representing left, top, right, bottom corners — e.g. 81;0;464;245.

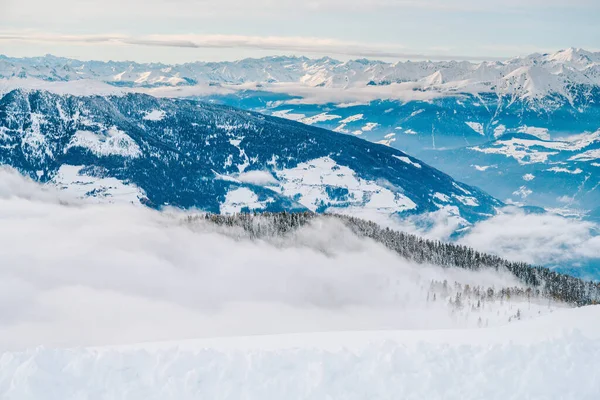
3;50;599;217
0;88;501;226
2;48;599;102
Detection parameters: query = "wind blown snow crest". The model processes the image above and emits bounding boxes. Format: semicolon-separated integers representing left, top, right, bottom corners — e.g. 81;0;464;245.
1;314;600;400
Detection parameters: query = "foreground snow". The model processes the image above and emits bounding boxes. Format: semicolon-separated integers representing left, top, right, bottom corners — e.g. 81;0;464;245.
1;306;599;400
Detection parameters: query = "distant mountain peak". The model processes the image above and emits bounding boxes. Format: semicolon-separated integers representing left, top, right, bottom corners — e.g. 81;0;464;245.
2;49;599;102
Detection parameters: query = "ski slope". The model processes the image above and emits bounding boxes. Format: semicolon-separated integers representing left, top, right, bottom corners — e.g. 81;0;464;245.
1;306;599;400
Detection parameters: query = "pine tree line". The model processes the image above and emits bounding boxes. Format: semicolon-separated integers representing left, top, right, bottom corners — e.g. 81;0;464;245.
187;212;600;306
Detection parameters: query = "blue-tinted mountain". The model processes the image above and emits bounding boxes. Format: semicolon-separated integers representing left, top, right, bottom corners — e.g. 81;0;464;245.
0;89;501;225
3;49;598;216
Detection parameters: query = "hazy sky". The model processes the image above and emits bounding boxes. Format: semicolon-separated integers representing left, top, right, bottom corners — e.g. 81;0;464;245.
1;0;599;62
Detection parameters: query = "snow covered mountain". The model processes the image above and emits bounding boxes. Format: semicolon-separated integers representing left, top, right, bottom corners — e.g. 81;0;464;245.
2;48;599;101
2;51;600;398
2;49;599;216
0;89;501;225
424;131;600;216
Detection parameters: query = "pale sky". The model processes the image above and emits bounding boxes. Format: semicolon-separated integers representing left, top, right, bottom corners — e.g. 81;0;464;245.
1;0;599;63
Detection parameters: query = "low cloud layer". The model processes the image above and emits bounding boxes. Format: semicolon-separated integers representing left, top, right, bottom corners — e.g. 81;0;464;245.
0;169;526;351
389;205;600;275
459;208;600;268
0;168;596;352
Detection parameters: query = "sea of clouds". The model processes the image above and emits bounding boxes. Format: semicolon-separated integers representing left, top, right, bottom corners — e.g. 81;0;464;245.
0;167;534;351
0;167;596;351
385;205;600;278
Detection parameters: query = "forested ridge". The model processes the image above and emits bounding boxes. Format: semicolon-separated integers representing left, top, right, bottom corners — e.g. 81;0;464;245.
190;212;600;306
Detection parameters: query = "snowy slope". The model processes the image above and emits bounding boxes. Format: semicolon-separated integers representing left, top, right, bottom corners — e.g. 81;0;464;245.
3;49;599;149
1;307;599;400
3;51;599;202
424;131;600;215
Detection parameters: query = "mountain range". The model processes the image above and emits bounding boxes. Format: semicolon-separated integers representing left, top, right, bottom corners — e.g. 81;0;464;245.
2;51;599;399
2;48;599;100
1;49;600;216
2;49;598;216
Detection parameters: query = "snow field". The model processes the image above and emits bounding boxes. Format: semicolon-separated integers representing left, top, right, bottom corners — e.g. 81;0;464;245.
1;307;599;400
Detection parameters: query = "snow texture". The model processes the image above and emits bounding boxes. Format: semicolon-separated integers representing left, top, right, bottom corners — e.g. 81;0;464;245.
0;307;599;400
66;128;142;158
274;157;417;214
393;155;422;169
142;109;166;121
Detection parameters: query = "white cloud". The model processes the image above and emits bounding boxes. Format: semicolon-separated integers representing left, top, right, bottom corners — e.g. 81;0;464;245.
380;204;600;275
458;207;600;267
235;170;278;185
0;169;530;351
0;32;506;61
4;0;597;21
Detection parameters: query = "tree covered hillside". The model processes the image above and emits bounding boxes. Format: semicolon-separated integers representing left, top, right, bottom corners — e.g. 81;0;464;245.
196;212;600;306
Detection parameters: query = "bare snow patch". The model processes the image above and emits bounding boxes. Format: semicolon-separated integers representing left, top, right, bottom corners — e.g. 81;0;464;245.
220;187;269;214
546;167;583;174
513;186;533;199
51;165;144;204
570;149;600;162
433;192;450;202
377;138;396;146
523;173;535;181
465;122;484;135
142;109;166;121
361;122;379;132
274;157;416;216
66;127;142;158
333;114;364;134
300;113;341;125
271;109;306;121
470;138;559;165
518;126;550;140
339;114;363;124
493;124;507;138
393;155;422;169
453;195;479;207
377;133;396;146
